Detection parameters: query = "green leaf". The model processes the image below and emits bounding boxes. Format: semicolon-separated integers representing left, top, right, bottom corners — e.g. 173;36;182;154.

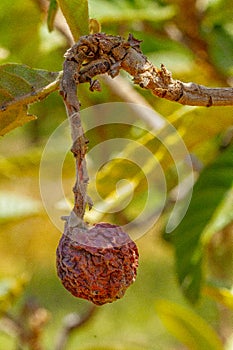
202;186;233;243
89;0;175;24
57;0;89;41
47;0;58;32
155;299;224;350
172;145;233;303
0;64;60;136
208;25;233;76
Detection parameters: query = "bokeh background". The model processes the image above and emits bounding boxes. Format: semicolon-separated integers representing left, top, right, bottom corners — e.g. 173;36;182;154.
0;0;233;349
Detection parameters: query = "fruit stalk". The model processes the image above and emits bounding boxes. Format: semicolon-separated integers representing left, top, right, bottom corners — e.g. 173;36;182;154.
60;59;89;220
57;37;139;305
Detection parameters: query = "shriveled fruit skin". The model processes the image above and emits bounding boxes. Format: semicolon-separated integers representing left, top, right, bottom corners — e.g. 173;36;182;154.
56;222;139;305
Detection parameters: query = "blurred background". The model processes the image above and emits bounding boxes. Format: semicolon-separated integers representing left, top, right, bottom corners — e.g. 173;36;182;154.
0;0;233;349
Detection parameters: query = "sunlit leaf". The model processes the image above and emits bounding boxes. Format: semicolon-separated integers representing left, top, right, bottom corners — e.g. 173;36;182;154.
169;107;233;163
203;285;233;310
155;299;224;350
0;104;36;136
172;145;233;303
57;0;89;41
0;64;60;135
202;186;233;243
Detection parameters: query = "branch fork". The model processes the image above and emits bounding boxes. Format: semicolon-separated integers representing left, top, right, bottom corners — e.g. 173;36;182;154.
60;32;233;224
63;33;233;107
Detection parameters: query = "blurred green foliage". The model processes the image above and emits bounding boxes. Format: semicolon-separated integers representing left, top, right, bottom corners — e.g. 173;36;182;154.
57;0;89;40
173;144;233;303
155;299;224;350
0;0;233;349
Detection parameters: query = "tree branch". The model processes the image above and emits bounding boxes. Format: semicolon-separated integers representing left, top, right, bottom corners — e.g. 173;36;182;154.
54;306;96;350
64;33;233;107
59;32;232;222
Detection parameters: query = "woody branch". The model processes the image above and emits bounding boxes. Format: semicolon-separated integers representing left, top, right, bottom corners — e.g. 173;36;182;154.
64;33;233;107
59;32;232;221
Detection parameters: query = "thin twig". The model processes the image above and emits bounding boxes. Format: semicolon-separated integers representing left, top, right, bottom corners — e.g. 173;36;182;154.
0;301;49;350
60;59;89;219
54;306;96;350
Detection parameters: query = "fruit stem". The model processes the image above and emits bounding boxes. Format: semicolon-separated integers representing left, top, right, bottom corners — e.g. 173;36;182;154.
60;59;89;220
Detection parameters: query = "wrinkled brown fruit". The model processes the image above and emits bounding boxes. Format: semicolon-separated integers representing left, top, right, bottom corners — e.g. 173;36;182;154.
56;222;139;305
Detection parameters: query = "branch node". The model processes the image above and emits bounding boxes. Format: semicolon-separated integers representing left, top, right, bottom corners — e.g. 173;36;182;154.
65;33;233;107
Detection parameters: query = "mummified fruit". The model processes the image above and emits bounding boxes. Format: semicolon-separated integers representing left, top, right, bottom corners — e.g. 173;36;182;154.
56;222;139;305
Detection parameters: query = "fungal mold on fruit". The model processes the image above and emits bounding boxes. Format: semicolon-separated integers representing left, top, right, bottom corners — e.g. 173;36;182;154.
56;222;139;305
